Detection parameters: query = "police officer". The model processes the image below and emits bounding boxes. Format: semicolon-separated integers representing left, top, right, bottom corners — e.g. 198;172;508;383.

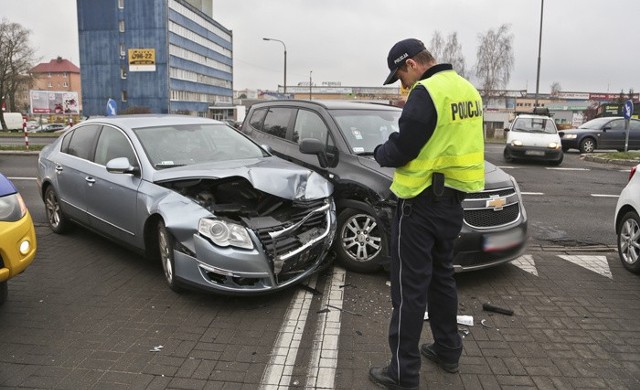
369;38;485;390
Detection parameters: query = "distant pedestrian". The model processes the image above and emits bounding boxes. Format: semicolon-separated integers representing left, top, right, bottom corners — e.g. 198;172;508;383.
369;38;485;390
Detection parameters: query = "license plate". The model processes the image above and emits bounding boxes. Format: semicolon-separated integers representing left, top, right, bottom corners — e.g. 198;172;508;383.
525;150;545;156
484;229;524;252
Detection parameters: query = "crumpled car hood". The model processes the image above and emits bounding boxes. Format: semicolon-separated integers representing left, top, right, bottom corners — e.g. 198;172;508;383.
152;157;333;200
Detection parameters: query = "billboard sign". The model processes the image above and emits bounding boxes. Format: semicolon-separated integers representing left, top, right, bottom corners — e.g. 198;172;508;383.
128;48;156;72
30;90;79;114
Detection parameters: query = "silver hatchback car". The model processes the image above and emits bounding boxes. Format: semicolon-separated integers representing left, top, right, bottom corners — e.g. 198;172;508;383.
37;115;336;295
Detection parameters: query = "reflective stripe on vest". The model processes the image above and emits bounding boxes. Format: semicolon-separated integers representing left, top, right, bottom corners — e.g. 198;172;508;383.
390;70;485;198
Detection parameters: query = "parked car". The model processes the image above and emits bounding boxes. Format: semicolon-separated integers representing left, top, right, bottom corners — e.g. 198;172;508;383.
559;117;640;153
240;100;528;273
34;123;66;133
614;164;640;273
37;115;336;295
503;112;563;165
0;173;37;305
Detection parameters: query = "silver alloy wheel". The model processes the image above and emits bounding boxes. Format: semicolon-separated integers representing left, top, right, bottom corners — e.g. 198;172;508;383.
619;216;640;266
158;226;174;284
340;213;382;262
45;189;61;228
580;138;595;153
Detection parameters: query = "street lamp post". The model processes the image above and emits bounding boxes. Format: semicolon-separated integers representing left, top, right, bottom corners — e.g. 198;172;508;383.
262;37;287;96
534;0;544;108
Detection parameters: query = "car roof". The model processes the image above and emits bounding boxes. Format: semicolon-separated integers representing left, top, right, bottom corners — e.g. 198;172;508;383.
80;114;222;128
514;114;553;120
250;99;401;111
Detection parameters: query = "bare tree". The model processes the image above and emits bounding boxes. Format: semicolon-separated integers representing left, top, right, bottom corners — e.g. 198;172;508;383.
442;32;466;78
550;81;562;97
0;19;37;130
429;31;467;77
428;31;445;61
475;24;514;97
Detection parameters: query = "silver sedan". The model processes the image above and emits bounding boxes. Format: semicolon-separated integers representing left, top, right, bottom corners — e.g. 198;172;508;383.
37;115;336;295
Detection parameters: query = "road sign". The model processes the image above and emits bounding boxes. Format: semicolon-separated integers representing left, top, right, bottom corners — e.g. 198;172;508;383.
106;99;117;116
624;100;634;120
624;100;633;152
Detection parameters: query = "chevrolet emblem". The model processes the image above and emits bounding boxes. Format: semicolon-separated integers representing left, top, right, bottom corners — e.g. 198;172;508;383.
486;196;506;211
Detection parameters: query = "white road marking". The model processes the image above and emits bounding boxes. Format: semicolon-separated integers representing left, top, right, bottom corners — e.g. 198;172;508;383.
521;192;544;196
306;267;346;390
260;275;318;390
591;194;619;198
558;255;613;279
511;255;538;276
546;167;590;171
497;166;519;169
7;176;37;181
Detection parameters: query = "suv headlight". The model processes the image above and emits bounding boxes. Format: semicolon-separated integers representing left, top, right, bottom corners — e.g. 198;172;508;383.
563;134;577;139
511;140;523;147
0;193;27;222
547;142;560;149
198;218;254;249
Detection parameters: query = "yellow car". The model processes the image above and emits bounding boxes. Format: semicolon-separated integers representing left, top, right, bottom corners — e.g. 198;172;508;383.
0;173;37;305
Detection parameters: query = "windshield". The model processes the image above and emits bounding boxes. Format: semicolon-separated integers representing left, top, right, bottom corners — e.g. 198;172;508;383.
134;123;268;169
511;117;557;134
578;117;612;129
330;109;401;154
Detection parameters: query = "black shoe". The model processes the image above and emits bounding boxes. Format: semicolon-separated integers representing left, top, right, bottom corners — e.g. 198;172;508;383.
368;366;418;390
420;343;459;373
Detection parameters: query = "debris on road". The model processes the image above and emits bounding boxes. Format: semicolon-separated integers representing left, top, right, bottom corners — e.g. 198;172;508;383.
482;303;514;316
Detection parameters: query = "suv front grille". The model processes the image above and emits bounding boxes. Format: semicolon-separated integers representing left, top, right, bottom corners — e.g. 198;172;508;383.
463;188;521;229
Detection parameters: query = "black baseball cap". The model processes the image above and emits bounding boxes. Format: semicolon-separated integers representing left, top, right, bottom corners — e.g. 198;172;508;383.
383;38;426;85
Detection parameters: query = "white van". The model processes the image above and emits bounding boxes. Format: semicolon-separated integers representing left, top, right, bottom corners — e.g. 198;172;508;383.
503;112;563;165
1;112;24;132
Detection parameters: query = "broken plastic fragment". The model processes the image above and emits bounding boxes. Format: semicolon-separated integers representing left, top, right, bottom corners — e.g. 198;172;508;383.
424;312;474;326
480;319;490;328
149;345;164;352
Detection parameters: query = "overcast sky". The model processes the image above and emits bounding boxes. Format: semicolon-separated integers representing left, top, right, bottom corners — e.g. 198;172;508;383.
3;0;638;94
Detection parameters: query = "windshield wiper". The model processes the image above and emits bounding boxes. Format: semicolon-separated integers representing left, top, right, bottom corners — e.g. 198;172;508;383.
155;163;186;168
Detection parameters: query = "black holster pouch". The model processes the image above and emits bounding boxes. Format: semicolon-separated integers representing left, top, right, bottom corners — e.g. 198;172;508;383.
432;172;445;197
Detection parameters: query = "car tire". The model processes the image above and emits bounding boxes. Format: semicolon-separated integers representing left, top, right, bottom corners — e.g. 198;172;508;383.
0;281;7;305
617;211;640;274
44;186;71;234
579;138;596;153
333;208;385;273
550;153;563;166
503;148;513;162
158;220;184;292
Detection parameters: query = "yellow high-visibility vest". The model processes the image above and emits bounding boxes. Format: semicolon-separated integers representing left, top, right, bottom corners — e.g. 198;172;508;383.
390;70;485;199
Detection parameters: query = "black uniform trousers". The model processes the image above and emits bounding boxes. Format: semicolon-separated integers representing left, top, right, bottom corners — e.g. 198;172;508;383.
387;188;464;387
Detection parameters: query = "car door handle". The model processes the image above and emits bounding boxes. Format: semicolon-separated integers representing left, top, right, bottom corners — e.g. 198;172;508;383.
85;177;96;185
55;165;63;173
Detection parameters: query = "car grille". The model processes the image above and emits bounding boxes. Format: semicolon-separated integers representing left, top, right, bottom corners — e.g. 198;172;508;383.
463;188;521;229
252;199;331;282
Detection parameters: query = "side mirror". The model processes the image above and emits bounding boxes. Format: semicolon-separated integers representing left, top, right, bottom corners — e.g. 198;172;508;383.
261;144;274;154
503;128;510;132
299;138;329;168
106;157;138;174
602;126;610;132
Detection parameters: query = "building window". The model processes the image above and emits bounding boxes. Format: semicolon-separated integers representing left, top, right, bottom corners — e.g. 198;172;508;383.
119;20;125;32
63;72;68;78
48;72;52;78
120;67;127;79
118;0;124;9
121;90;128;102
63;81;68;87
119;43;125;57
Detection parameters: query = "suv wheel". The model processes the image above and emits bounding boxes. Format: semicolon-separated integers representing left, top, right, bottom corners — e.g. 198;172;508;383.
618;211;640;273
334;208;384;273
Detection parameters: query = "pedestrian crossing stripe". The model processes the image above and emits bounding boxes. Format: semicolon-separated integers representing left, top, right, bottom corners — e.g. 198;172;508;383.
558;255;612;279
510;254;613;279
511;255;538;276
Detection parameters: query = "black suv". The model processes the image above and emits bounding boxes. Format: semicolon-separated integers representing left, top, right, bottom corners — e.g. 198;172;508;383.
241;100;528;273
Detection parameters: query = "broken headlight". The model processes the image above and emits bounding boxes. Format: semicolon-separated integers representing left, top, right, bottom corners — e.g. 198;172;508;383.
198;218;254;250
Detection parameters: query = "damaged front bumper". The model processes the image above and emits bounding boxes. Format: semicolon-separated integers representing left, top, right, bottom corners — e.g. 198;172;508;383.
172;198;337;295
